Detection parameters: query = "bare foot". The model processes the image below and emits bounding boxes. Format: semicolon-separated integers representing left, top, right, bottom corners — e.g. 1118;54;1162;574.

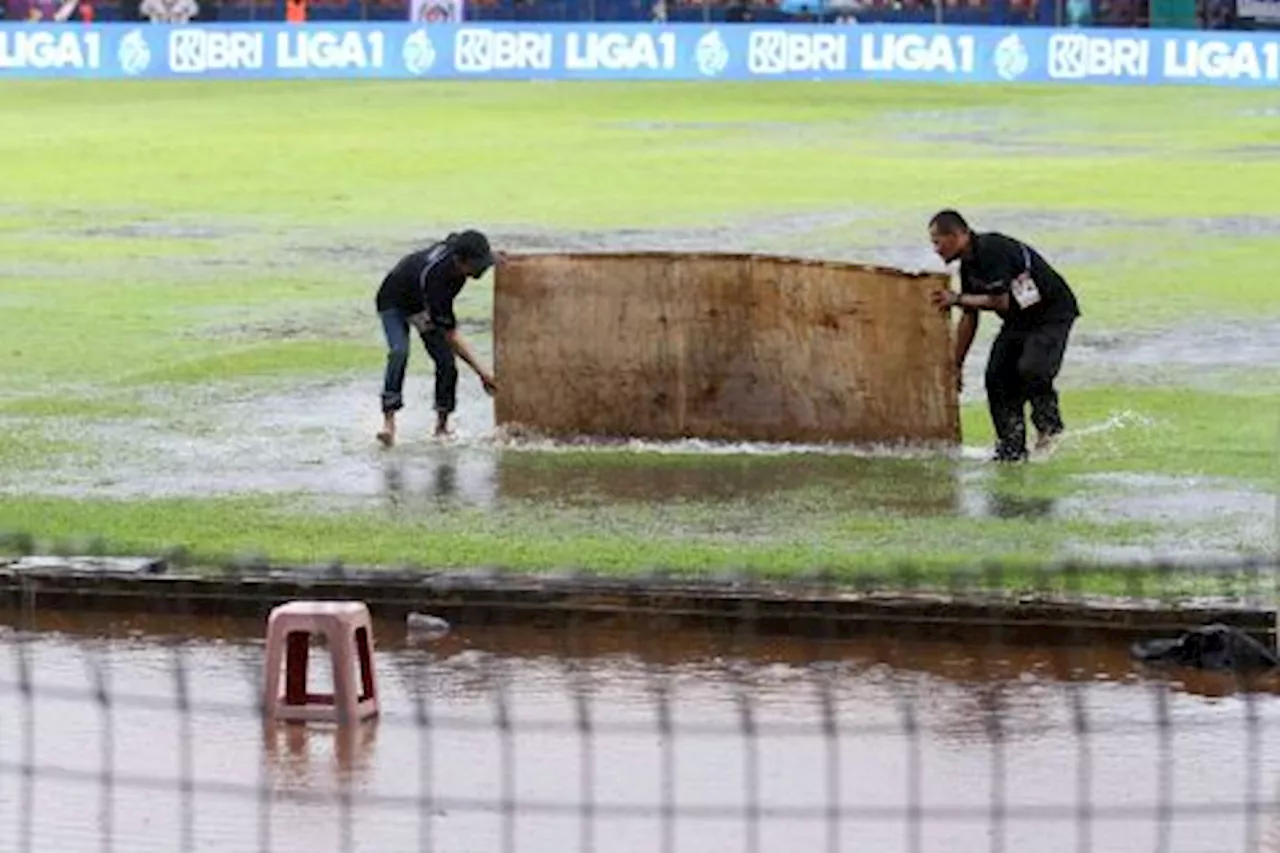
377;417;396;447
1033;431;1061;458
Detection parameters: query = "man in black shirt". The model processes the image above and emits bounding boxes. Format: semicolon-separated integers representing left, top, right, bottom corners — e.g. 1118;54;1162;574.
374;229;498;446
927;210;1081;462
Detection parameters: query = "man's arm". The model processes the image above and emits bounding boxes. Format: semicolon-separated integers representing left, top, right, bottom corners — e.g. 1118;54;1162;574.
956;239;1018;314
930;288;1010;315
955;308;979;366
955;291;1010;314
446;328;496;394
952;308;978;393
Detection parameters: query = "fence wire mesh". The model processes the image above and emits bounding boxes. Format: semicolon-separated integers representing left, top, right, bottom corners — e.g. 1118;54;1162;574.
1;540;1279;853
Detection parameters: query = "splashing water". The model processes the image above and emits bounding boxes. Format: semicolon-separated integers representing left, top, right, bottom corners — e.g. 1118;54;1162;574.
435;410;1156;463
479;426;954;460
957;409;1154;461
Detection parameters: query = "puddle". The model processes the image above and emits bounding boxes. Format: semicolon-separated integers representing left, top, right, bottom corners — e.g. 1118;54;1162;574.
0;378;970;515
968;207;1280;240
1222;145;1280;159
607;119;845;135
487;208;920;267
1072;320;1280;369
894;130;1147;158
878;107;1022;125
7;207;1280;320
75;222;239;241
3;378;1263;567
493;451;964;515
1;210;1274;564
1;611;1279;853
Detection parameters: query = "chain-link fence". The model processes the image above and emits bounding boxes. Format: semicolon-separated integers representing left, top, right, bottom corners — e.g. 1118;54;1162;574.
1;538;1279;852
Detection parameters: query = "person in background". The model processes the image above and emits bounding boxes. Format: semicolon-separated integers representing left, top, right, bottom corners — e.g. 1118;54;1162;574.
725;0;752;21
926;210;1081;463
374;230;499;446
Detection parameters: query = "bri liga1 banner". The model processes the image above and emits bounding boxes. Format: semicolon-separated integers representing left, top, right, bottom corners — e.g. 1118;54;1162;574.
2;22;1280;86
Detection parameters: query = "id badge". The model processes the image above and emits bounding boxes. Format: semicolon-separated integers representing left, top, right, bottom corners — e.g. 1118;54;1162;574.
1011;272;1041;309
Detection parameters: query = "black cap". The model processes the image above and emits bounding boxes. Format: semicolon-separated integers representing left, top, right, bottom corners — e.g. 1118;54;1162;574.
450;230;494;271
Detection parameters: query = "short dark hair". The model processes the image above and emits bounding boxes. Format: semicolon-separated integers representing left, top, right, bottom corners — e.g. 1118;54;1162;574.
929;210;969;235
446;229;494;268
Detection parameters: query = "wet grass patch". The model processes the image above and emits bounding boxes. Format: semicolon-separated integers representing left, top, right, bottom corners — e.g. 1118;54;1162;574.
0;493;1162;582
1;80;1277;575
2;82;1278;227
1059;235;1280;326
957;386;1278;487
116;340;377;386
0;277;379;394
0;425;87;473
0;396;151;420
0;234;218;263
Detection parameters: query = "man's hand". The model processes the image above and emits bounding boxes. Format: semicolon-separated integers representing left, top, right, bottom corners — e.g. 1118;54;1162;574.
930;289;959;311
480;372;497;396
407;310;433;335
955;368;964;393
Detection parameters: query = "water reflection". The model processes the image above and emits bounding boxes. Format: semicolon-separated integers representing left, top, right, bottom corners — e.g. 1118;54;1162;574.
958;464;1062;520
986;490;1058;519
7;610;1273;704
381;460;407;505
2;610;1279;852
373;445;977;519
431;459;458;503
263;720;380;788
380;450;494;509
494;452;964;516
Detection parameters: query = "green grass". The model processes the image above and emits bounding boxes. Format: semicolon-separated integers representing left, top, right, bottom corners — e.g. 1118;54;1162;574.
0;397;150;419
3;82;1279;225
1058;236;1280;327
0;427;86;472
116;340;377;385
0;234;219;263
0;493;1159;579
0;79;1276;583
959;387;1279;487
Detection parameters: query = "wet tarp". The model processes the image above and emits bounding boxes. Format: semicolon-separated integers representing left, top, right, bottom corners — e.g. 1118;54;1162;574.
1131;623;1280;672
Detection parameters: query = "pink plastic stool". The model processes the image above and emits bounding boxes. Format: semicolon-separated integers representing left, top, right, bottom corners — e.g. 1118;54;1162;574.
262;601;379;725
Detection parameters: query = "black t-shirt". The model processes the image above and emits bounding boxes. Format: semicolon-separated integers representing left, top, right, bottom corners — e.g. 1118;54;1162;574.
959;232;1080;329
374;241;466;331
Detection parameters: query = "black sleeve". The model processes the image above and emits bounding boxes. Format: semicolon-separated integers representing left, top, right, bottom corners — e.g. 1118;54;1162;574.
973;240;1021;294
398;264;426;316
404;286;426;317
429;303;458;332
425;287;457;331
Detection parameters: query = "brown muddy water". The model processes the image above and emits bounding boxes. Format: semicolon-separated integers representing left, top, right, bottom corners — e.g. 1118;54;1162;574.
2;610;1280;853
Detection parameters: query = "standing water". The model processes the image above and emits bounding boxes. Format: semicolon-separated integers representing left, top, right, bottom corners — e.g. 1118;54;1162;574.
0;610;1278;853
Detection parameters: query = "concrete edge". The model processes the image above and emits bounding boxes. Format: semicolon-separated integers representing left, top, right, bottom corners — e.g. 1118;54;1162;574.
1;556;1276;646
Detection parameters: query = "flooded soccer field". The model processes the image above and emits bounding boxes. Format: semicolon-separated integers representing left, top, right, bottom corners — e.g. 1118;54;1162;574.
2;609;1280;853
0;82;1277;572
0;67;1277;853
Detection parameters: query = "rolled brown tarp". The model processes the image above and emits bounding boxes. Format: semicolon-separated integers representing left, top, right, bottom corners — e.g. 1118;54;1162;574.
493;251;959;447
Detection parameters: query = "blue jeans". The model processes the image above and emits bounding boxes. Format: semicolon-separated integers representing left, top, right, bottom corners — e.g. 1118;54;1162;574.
379;309;458;415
